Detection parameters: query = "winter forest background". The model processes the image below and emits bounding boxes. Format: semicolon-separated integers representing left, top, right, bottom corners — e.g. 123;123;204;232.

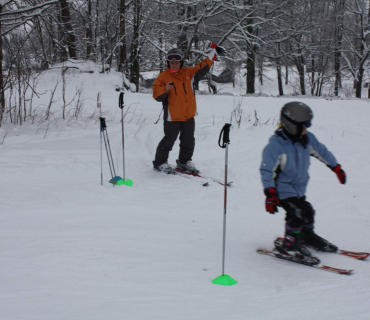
0;0;370;127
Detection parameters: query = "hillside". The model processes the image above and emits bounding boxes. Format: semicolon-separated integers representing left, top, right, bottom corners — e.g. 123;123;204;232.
1;62;370;320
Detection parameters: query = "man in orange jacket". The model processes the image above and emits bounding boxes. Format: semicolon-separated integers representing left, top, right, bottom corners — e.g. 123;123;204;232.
152;43;226;174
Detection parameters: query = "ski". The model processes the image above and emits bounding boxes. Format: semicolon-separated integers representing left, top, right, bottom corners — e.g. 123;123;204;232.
172;170;209;187
173;168;232;186
154;168;209;187
277;237;369;260
338;250;369;260
257;249;353;275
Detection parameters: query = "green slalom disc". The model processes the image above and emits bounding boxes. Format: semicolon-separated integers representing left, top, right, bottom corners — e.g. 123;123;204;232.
118;179;133;187
212;274;237;286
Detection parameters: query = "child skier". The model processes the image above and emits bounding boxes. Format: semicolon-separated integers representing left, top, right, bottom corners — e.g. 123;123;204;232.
260;101;346;264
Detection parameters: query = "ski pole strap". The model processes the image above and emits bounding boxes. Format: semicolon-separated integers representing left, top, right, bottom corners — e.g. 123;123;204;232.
119;92;124;109
99;117;107;131
218;123;231;148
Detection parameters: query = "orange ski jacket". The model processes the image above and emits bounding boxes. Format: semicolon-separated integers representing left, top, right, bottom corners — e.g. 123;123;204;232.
152;57;214;122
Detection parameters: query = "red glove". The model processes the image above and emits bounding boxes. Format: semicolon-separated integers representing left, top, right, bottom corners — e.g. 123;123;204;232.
331;164;346;184
264;188;281;214
210;42;227;56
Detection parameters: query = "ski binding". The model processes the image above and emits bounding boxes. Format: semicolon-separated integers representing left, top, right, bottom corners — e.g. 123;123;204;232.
277;237;369;260
257;249;353;275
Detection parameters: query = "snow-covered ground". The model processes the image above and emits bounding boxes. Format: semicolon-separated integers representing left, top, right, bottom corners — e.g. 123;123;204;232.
1;62;370;319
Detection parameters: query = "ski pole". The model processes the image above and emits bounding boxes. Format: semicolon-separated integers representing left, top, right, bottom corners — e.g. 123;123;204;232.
97;92;103;185
119;92;126;181
99;117;122;186
212;123;236;286
118;92;133;187
219;123;231;276
100;117;115;184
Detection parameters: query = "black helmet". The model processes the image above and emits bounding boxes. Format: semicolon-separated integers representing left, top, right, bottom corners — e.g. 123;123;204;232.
280;101;313;136
167;48;184;68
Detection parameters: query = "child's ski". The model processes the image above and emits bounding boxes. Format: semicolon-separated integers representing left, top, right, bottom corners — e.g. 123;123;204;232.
257;249;353;275
338;250;369;260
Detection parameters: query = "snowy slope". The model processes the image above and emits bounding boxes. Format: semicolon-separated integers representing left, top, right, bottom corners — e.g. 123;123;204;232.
1;64;370;320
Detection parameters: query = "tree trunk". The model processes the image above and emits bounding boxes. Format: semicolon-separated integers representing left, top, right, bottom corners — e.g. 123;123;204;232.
246;51;255;94
158;0;164;73
0;5;4;126
334;46;341;96
285;64;289;85
298;64;306;95
295;50;306;95
130;0;141;92
35;17;49;69
118;0;127;72
49;16;57;63
86;0;93;60
311;56;315;95
334;0;344;97
177;3;188;55
355;67;363;98
276;61;284;96
60;0;77;59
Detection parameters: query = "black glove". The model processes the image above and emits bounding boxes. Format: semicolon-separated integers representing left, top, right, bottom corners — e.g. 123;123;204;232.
331;164;346;184
210;42;227;56
264;188;281;214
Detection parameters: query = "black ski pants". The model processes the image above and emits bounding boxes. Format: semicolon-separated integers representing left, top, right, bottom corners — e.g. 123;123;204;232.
280;196;315;232
153;118;195;167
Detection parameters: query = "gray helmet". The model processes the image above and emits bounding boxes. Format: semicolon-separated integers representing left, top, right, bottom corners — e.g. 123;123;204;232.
167;48;184;68
280;101;313;136
167;48;184;61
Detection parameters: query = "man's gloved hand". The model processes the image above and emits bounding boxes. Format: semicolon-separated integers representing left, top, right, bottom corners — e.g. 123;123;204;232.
210;42;227;56
264;187;281;214
208;42;227;61
331;164;346;184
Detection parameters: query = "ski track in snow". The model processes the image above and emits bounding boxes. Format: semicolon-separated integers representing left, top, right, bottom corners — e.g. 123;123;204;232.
1;64;370;320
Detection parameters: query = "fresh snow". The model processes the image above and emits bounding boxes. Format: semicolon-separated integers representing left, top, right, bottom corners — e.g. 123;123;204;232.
1;62;370;320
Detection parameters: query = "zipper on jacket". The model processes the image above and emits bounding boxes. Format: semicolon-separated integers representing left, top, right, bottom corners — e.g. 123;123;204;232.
173;85;177;95
182;83;188;102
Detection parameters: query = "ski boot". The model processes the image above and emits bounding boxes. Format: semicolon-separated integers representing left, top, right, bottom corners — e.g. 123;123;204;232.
176;160;200;174
153;162;175;174
301;228;338;252
274;231;320;265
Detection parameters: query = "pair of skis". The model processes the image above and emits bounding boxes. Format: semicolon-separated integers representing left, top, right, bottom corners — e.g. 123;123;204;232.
257;238;369;275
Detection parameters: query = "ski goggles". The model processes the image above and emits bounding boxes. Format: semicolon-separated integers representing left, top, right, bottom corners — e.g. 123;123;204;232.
282;113;312;128
167;54;182;62
304;120;312;128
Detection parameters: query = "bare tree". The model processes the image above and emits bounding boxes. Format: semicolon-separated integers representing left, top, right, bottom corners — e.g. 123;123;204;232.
341;0;370;98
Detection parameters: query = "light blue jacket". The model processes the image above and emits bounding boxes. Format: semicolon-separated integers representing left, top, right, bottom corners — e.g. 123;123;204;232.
260;129;337;199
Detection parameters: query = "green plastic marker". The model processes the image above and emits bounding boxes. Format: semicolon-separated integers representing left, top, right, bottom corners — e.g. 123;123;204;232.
212;274;237;286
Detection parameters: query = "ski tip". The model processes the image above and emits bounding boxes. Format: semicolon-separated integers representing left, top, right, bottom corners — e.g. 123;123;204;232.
321;265;353;275
339;250;369;260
